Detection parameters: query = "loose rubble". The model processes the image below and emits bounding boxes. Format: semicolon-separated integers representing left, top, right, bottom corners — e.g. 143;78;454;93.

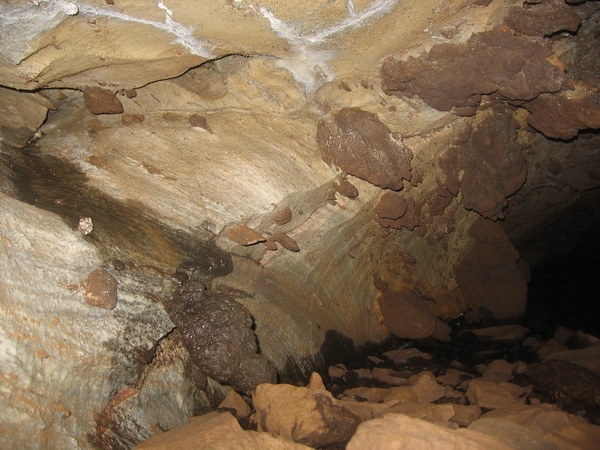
137;324;600;448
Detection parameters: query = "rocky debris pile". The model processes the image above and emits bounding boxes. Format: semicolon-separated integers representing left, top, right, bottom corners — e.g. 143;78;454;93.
138;324;600;449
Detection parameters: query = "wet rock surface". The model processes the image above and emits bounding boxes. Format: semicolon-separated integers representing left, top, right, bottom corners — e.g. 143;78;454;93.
168;280;276;394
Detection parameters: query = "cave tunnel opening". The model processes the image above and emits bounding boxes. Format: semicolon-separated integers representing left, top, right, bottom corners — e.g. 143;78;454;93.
521;201;600;340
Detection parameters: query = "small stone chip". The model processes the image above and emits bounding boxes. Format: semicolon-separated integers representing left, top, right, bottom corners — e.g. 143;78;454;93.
189;114;211;131
336;180;359;198
272;232;299;252
225;224;265;246
83;269;118;310
77;217;94;235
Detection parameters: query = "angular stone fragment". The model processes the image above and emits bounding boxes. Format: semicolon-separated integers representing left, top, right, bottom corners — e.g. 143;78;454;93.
381;28;566;114
408;371;446;403
225;224;265;246
83;87;124;114
347;414;511;450
137;411;308;449
451;405;482;427
219;389;252;420
338;399;399;422
467;417;558;449
545;343;600;375
377;289;437;339
253;382;360;448
83;269;118;309
317;108;413;190
482;360;515;384
272;232;299;252
0;87;53;147
372;367;408;386
383;348;432;364
454;218;527;321
467;380;519;409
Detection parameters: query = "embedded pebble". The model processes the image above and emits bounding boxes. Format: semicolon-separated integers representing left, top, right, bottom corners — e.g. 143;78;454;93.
83;87;123;114
189;114;211;131
272;232;299;252
225;224;265;246
273;207;292;226
77;217;94;235
336;180;359;198
83;269;118;309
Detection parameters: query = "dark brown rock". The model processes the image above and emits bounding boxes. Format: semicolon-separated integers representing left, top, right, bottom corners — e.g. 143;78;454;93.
83;269;118;309
504;0;581;37
169;284;276;394
336;180;359;198
374;191;407;220
377;289;437;339
375;196;421;230
189;113;211;131
524;81;600;139
526;359;600;418
83;87;124;115
454;218;527;321
460;114;526;220
381;28;566;114
317;108;413;190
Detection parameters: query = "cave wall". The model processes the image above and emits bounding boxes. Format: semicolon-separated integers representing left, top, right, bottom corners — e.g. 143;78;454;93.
1;0;600;448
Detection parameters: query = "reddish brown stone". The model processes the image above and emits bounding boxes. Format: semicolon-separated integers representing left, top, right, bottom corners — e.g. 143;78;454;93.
317;108;413;190
454;218;527;321
83;269;118;309
83;87;124;115
524;81;600;139
225;224;265;246
460;114;526;219
375;197;420;230
272;232;299;252
377;289;437;339
189;113;211;131
381;28;566;114
374;191;407;220
504;0;581;37
273;207;292;226
336;180;359;198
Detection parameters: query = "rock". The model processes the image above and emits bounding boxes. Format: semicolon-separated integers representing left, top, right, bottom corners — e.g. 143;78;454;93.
273;207;293;226
383;348;432;364
481;360;515;384
547;423;600;450
189;113;210;131
328;364;347;380
454;218;528;321
347;414;511;449
374;191;407;220
526;359;600;414
545;343;600;375
121;113;145;125
381;28;566;114
225;224;266;246
503;0;581;37
437;369;472;388
306;372;327;391
218;389;252;420
382;403;456;426
467;417;559;449
137;411;309;449
0;87;54;147
408;372;446;403
467;380;519;409
253;382;360;448
317;108;413;190
372;368;408;386
377;290;438;339
83;269;118;310
83;87;124;114
272;232;299;252
350;368;373;380
537;339;571;359
444;385;465;402
336;180;359;198
554;326;577;345
451;405;482;427
169;285;276;394
468;325;530;342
